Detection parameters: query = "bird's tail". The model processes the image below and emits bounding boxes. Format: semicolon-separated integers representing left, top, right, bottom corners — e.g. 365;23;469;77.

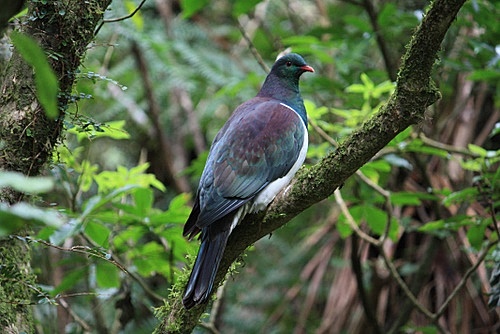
182;225;231;309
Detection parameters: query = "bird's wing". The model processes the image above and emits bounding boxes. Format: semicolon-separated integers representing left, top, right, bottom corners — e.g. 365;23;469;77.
192;97;306;230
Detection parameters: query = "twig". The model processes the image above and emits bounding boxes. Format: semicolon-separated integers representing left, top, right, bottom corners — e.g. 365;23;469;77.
361;0;397;81
417;132;479;157
379;247;435;319
334;189;379;245
199;281;226;334
103;0;147;23
354;171;394;243
130;41;191;193
21;235;165;302
433;240;498;320
94;0;147;36
58;297;92;332
79;233;165;302
309;118;338;147
237;20;269;73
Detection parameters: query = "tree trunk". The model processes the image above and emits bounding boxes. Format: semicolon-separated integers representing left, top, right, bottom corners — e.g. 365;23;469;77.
0;1;112;331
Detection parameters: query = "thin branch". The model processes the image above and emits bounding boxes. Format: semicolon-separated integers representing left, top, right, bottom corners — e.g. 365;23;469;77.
130;41;191;193
22;236;165;302
198;280;226;334
418;132;479;157
238;20;270;73
103;0;147;23
361;0;397;81
334;189;379;245
434;240;498;319
58;297;92;332
94;0;147;36
379;246;435;319
309;118;338;147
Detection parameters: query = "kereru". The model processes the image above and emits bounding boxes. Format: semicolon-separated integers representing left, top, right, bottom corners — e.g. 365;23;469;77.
182;53;314;309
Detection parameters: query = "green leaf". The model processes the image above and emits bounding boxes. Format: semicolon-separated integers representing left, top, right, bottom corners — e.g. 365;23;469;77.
389;126;412;147
0;202;64;236
282;36;321;46
305;99;330;123
134;188;154;216
468;69;500;82
76;160;99;192
467;223;486;250
360;73;374;90
129;241;169;276
468;143;488;157
345;83;366;94
405;139;450;158
11;31;59;119
113;226;146;251
460;158;483;172
94;163;165;194
181;0;209;18
52;268;86;296
357;205;387;235
337;215;354;238
390;192;436;206
343;15;372;32
372;80;395;98
49;219;83;245
418;215;473;237
150;193;191;227
0;171;54;194
67;120;130;142
418;220;450;238
85;221;111;248
377;3;397;26
95;261;120;288
232;0;260;16
442;187;479;207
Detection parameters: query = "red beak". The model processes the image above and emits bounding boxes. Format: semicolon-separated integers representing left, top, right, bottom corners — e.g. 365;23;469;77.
300;65;315;73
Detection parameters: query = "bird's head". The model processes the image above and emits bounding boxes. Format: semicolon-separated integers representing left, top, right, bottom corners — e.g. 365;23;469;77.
270;53;314;81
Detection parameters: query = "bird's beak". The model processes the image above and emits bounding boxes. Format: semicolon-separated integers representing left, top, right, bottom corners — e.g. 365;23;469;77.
300;65;315;73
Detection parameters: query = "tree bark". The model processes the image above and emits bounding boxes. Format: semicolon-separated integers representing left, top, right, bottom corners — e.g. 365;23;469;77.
156;0;467;332
0;1;112;332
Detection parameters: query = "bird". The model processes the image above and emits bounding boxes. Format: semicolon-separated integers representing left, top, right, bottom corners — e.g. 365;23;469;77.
182;53;314;309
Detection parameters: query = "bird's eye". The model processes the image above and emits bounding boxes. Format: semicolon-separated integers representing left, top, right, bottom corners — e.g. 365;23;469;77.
286;61;292;67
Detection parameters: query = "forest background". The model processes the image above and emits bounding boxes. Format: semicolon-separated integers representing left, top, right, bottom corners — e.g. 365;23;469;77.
0;0;499;333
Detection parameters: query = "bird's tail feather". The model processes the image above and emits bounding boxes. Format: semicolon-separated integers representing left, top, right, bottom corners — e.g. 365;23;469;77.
182;227;231;309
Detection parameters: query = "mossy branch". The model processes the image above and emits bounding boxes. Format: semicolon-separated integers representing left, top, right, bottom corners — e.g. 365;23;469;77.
157;0;467;332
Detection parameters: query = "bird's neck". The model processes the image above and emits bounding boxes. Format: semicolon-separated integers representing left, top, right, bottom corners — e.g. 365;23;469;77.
257;73;308;126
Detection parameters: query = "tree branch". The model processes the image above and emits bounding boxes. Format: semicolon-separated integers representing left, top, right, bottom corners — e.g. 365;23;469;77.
157;0;467;332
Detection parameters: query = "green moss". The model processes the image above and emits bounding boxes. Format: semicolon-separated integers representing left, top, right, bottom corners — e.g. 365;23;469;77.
0;237;35;333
